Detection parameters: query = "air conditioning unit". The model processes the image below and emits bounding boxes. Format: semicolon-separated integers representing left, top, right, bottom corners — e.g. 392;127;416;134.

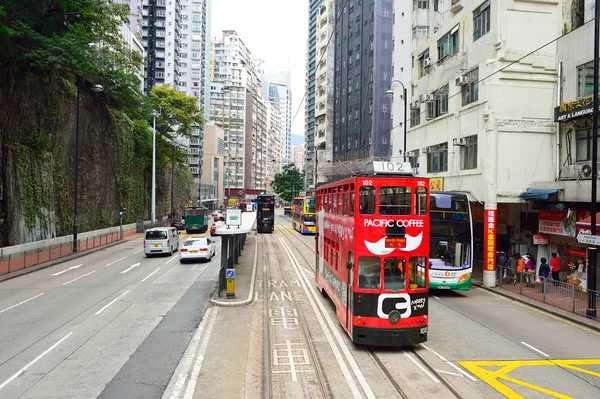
422;147;431;154
452;137;467;146
455;75;468;86
424;57;432;68
419;94;425;102
561;165;582;179
411;101;420;108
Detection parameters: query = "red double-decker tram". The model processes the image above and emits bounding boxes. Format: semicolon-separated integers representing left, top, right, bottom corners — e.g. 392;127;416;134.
315;162;430;346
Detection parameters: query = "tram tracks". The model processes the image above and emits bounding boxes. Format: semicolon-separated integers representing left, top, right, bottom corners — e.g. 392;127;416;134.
273;215;466;399
259;232;330;398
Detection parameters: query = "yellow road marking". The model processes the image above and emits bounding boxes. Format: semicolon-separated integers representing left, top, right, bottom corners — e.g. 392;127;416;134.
137;238;143;240
459;359;600;399
475;287;600;337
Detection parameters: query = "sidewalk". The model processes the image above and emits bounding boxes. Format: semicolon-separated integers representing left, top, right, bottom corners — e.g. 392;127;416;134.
472;269;600;333
0;229;141;281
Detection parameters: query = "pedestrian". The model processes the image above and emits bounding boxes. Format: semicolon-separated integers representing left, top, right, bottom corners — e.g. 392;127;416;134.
538;257;550;293
516;253;525;284
550;252;560;286
525;255;536;287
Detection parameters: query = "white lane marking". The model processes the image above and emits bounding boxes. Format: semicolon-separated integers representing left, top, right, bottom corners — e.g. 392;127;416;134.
106;256;127;267
521;342;550;358
62;270;97;286
436;369;462;377
133;248;144;254
141;268;160;282
166;256;179;264
0;293;45;315
279;239;365;399
0;332;73;391
433;295;440;300
404;352;440;383
51;264;83;276
420;344;477;382
121;263;141;274
182;307;219;399
95;290;130;315
164;308;214;399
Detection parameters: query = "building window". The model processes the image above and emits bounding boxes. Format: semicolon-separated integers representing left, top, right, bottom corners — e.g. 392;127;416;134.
461;68;479;106
413;26;429;39
410;106;421;127
473;1;490;41
437;26;459;62
415;0;429;9
460;135;478;170
576;129;600;162
427;144;448;173
427;85;448;119
577;61;596;97
418;49;429;79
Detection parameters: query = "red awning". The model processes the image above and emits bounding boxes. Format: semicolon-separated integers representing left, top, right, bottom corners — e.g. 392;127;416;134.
576;212;600;227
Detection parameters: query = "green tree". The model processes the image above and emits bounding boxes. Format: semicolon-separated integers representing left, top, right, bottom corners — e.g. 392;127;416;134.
272;164;304;202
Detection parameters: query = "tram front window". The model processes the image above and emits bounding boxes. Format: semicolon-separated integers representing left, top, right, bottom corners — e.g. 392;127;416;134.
384;258;406;290
358;256;380;289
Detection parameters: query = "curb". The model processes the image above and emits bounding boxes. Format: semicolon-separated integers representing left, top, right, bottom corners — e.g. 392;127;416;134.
0;239;131;283
473;282;600;334
210;233;258;307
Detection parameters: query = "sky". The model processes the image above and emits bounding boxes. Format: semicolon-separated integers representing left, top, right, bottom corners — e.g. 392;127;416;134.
212;0;308;142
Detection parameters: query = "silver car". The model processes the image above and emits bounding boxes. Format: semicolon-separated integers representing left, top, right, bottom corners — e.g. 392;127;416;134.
144;227;179;256
179;238;216;263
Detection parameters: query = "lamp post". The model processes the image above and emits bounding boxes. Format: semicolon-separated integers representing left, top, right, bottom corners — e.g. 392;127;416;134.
386;80;407;162
151;110;159;225
73;77;103;253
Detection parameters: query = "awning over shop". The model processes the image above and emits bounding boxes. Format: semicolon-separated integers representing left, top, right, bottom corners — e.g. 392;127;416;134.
519;188;559;201
576;212;600;227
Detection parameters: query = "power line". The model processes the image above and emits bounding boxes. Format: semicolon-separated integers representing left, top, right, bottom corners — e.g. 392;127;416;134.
290;0;350;135
390;17;595;131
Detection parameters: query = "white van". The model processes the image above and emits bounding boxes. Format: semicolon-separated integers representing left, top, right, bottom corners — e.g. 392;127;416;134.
144;227;179;256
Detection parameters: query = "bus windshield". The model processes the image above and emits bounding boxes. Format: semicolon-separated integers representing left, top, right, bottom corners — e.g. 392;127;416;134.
430;239;471;270
306;197;316;213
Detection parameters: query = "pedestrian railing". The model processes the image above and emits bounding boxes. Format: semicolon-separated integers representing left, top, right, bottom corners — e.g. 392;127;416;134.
496;264;599;318
0;231;122;277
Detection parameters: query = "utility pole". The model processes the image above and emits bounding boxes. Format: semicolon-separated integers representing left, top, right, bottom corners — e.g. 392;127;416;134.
171;144;175;218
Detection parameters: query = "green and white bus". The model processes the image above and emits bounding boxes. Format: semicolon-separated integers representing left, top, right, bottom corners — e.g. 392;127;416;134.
429;192;473;290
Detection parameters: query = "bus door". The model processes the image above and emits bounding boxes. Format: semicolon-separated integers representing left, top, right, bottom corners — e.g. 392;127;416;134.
346;251;354;332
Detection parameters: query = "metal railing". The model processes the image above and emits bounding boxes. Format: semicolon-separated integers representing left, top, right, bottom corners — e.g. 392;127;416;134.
0;231;122;277
496;264;599;318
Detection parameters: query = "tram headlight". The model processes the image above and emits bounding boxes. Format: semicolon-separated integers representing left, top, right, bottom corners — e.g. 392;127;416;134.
388;310;401;325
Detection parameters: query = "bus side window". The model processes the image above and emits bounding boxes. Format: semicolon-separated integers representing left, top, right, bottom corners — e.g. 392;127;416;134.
415;188;428;216
357;256;381;289
359;186;376;214
408;257;427;289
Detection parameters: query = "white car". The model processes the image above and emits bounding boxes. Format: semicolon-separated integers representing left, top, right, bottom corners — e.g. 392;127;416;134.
179;238;216;263
144;227;179;257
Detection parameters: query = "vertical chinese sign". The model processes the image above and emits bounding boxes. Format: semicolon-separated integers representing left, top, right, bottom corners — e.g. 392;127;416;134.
484;203;497;272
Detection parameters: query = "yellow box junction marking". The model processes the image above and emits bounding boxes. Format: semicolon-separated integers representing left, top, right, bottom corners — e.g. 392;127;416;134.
459;359;600;399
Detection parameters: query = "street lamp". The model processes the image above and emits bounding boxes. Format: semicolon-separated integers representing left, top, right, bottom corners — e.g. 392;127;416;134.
73;77;103;253
386;80;407;162
151;109;160;224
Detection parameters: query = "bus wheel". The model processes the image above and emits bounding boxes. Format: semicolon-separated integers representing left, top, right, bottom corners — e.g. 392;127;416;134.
320;288;328;298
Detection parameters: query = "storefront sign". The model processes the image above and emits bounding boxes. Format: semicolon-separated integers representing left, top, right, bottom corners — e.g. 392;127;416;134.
567;247;587;258
538;209;577;237
554;95;599;122
430;177;444;191
471;203;507;224
533;235;549;245
484;203;497;272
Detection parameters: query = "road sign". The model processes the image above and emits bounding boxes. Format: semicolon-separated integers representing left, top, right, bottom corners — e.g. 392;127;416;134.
576;233;600;246
226;209;242;226
226;269;235;279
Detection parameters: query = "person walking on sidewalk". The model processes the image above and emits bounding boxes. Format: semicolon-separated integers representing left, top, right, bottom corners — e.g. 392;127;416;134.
516;253;525;284
539;257;550;294
525;255;536;287
550;252;560;286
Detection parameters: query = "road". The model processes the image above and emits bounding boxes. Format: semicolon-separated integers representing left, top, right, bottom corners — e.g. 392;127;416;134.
0;231;220;399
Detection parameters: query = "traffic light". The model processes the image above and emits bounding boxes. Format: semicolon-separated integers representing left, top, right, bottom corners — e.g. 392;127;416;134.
119;207;127;217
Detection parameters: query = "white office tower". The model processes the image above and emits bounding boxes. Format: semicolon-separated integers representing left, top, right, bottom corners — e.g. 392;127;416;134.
260;70;293;166
266;102;285;189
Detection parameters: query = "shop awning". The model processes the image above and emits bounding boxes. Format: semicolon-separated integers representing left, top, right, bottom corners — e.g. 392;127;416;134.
519;188;559;201
576;212;600;227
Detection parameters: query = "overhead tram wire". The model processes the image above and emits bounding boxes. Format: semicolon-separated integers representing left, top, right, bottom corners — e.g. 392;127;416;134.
290;0;350;130
389;17;597;131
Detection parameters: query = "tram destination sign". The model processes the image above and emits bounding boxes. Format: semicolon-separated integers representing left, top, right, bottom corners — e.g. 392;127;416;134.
385;237;407;248
367;161;413;175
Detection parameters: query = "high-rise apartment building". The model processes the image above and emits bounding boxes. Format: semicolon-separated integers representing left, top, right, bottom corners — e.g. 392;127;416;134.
293;143;306;172
210;30;268;192
141;0;212;201
260;70;293;166
332;0;394;162
266;102;285;189
200;124;224;209
305;0;325;189
314;0;335;184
